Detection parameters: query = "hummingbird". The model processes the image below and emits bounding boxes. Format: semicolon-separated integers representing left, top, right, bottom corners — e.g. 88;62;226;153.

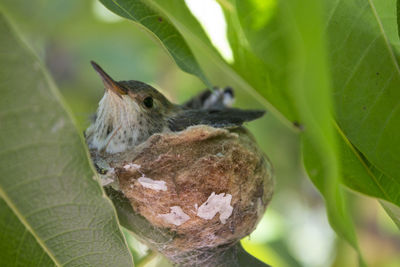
85;61;265;154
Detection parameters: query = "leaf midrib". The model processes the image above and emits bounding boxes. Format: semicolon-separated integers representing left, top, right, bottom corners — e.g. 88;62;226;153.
0;187;60;266
368;0;400;76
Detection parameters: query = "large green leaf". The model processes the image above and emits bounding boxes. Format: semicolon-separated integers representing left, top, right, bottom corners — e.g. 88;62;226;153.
232;0;364;260
234;0;400;210
0;11;133;266
99;0;211;88
325;0;400;204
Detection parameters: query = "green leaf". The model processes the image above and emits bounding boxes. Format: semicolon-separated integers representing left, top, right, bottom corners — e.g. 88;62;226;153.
397;0;400;39
325;0;400;205
234;0;400;225
334;121;400;227
0;199;54;266
232;0;364;261
233;0;298;122
0;11;133;266
99;0;211;88
222;2;297;123
336;123;400;206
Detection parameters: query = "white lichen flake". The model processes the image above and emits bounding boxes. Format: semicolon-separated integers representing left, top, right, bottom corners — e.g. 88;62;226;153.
138;177;167;191
159;206;190;226
123;163;141;170
197;192;233;224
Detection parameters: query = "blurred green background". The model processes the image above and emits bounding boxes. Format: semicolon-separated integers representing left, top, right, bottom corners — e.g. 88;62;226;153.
2;0;399;266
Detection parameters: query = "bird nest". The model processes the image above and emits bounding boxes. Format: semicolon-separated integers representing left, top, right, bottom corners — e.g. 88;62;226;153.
90;125;274;266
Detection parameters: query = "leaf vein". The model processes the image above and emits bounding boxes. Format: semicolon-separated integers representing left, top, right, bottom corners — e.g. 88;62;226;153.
368;0;400;76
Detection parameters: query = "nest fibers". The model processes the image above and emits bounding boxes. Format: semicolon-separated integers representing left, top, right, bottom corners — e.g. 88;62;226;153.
91;125;274;266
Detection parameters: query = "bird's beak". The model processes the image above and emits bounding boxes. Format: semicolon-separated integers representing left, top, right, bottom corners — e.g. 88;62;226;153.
91;61;127;97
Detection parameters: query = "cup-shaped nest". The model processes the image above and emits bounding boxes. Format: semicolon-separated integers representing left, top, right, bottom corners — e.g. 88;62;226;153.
92;125;274;266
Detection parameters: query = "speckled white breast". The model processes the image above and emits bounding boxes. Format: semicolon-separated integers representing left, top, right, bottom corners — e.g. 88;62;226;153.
86;92;142;153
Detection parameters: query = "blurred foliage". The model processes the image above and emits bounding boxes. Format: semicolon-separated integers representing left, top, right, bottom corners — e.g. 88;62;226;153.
0;0;399;266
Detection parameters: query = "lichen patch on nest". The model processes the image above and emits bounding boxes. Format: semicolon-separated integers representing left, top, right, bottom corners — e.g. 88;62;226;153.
197;192;233;224
138;177;167;191
123;163;141;170
159;206;190;226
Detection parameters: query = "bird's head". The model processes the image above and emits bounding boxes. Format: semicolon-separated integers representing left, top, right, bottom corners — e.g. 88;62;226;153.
86;61;175;154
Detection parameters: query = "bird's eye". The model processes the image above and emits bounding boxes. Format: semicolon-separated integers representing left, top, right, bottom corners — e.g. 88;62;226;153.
143;96;153;108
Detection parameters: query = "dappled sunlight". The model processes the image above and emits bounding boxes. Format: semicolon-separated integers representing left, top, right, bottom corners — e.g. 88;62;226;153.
92;0;122;23
185;0;233;63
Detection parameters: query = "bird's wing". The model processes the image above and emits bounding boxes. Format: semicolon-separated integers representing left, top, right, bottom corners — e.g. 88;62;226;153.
182;87;234;110
168;108;265;131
